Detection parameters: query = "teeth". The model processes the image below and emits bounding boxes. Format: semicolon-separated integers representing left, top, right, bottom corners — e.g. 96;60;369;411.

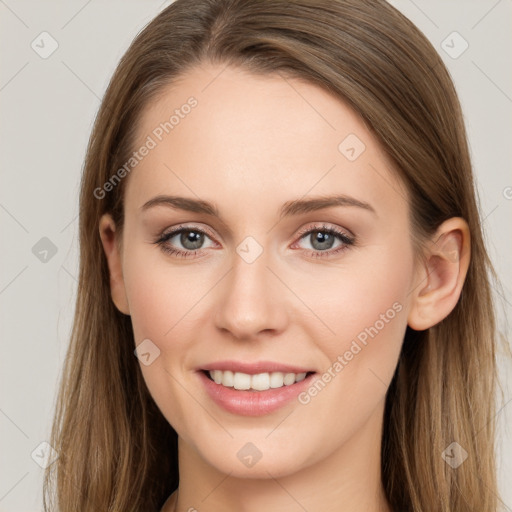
212;370;223;385
208;370;308;391
234;372;251;390
283;373;296;385
269;372;284;388
222;370;234;387
251;372;270;391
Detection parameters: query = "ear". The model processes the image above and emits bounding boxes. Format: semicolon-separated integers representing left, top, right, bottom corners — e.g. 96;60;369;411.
99;213;130;315
407;217;470;331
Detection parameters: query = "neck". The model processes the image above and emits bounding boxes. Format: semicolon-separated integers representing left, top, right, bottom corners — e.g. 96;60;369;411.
164;400;391;512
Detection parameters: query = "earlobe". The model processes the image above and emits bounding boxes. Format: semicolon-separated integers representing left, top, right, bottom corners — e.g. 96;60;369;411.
99;213;130;315
407;218;470;331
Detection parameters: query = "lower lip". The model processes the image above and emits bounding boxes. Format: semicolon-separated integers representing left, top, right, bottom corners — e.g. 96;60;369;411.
198;371;316;416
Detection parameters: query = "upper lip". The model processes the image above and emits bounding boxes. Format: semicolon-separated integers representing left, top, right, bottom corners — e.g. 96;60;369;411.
198;360;316;375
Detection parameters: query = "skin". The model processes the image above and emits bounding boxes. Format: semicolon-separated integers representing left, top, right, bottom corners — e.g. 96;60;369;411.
99;63;470;512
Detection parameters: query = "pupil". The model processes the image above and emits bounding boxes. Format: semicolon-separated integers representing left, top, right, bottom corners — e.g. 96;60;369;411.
311;231;334;250
181;230;204;250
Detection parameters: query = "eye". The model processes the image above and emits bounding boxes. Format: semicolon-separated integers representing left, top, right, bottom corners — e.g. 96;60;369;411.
153;225;216;258
292;223;355;258
153;223;355;259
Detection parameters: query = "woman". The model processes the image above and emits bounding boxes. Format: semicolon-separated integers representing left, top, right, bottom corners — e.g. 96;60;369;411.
43;0;503;510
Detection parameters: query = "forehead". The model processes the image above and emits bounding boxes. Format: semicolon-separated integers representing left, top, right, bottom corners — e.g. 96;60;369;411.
125;63;407;217
137;63;370;151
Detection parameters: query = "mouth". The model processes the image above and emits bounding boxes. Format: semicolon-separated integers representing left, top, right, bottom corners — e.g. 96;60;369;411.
197;363;318;416
202;369;316;391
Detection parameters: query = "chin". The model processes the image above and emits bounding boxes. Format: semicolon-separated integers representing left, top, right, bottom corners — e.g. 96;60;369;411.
192;437;318;479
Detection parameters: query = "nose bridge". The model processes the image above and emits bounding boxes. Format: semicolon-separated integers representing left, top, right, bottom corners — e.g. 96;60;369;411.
232;241;270;297
214;239;287;339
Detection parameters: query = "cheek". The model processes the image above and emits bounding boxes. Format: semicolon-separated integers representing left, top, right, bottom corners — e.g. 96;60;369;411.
122;244;206;429
300;240;413;378
295;243;413;432
122;241;205;343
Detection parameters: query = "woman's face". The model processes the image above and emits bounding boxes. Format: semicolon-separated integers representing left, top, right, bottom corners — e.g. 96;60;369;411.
112;63;418;478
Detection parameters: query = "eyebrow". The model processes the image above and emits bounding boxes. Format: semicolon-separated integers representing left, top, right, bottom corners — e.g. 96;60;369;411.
140;194;376;219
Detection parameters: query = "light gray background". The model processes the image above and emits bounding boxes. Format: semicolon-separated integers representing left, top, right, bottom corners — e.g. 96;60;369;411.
1;1;511;510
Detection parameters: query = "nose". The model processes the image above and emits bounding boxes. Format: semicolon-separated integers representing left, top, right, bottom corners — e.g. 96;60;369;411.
213;246;289;341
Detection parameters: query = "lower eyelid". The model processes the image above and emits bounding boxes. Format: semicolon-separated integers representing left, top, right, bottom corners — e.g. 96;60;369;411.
295;228;354;244
164;230;217;249
155;225;354;257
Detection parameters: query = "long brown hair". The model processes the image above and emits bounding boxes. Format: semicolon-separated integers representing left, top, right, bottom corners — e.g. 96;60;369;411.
43;1;504;510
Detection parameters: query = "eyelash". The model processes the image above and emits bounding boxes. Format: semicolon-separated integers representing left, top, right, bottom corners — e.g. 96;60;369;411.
153;223;355;259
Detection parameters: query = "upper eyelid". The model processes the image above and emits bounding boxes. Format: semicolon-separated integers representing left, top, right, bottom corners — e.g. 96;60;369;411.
295;223;354;239
160;223;216;238
159;223;353;244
